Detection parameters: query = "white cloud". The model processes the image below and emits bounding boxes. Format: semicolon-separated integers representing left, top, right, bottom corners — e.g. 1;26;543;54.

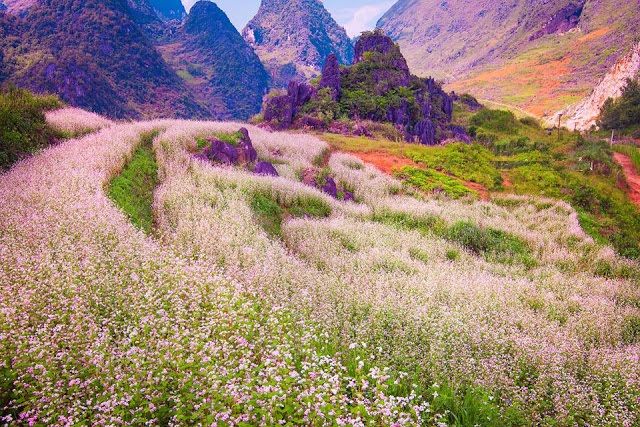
341;2;394;38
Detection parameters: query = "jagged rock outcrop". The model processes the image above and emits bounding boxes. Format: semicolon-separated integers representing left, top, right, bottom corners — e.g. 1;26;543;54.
242;0;354;87
529;1;585;41
548;42;640;131
262;30;456;146
195;128;279;177
157;1;269;120
148;0;185;21
319;53;340;100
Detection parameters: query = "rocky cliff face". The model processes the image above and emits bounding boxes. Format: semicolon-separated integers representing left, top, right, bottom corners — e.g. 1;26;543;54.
158;1;269;119
148;0;185;21
378;0;640;118
548;42;640;131
242;0;354;87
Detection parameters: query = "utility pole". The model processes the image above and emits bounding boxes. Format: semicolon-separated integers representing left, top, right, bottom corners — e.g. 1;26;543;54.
610;129;615;146
557;113;563;141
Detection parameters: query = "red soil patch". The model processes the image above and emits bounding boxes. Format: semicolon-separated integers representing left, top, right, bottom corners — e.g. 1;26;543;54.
344;150;490;200
614;152;640;207
347;150;418;174
501;171;513;189
578;27;611;43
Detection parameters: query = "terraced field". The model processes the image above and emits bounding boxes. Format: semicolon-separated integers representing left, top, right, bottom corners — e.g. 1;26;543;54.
1;109;639;425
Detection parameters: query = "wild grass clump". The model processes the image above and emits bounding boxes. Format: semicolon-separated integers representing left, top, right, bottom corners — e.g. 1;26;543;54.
395;166;474;199
0;86;61;169
107;132;158;234
613;144;640;173
250;190;331;237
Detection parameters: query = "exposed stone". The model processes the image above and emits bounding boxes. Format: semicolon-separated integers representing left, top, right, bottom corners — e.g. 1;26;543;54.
237;128;258;165
321;176;338;198
354;29;397;63
204;139;239;165
287;80;315;115
414;119;436;146
263;94;294;128
254;161;279;177
530;1;584;41
342;191;355;202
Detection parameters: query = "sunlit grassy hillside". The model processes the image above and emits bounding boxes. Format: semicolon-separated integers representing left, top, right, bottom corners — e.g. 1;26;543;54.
0;108;639;425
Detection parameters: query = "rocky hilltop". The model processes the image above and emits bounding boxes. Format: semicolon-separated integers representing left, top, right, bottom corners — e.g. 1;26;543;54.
158;1;269;120
378;0;640;119
261;30;457;146
242;0;354;87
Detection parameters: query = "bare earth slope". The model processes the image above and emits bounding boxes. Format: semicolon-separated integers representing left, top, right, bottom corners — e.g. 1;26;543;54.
379;0;640;119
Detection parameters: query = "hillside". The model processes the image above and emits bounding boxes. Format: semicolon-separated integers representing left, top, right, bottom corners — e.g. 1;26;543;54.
378;0;640;120
0;0;207;119
157;1;269;120
0;106;638;425
242;0;354;87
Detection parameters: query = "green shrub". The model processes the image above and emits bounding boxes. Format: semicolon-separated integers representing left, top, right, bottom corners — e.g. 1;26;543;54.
0;85;61;170
447;221;536;266
405;143;502;190
470;109;519;133
249;191;331;238
395;166;473;199
599;78;640;130
621;316;640;345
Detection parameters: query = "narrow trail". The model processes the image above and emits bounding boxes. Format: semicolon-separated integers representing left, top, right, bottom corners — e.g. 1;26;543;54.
613;152;640;207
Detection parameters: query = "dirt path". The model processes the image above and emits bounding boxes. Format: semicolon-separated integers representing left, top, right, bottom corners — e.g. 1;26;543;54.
346;150;418;174
613;152;640;207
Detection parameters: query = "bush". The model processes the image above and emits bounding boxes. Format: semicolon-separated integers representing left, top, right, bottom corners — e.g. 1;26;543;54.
599;78;640;130
395;166;473;199
470;109;519;133
0;85;61;170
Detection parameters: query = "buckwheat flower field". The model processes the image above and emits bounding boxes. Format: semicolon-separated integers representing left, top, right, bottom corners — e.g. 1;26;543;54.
1;109;639;426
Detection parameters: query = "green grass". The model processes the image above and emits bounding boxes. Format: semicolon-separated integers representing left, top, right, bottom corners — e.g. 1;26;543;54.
196;131;245;151
404;143;503;190
107;132;159;234
249;191;332;238
372;210;535;267
0;85;61;170
395;166;474;199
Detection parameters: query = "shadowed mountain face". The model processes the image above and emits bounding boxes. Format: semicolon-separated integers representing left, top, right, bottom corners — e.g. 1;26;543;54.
149;0;185;21
242;0;354;87
378;0;640;118
0;0;270;120
0;0;206;119
158;1;269;119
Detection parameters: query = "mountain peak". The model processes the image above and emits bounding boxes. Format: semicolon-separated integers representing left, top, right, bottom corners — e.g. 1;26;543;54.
242;0;354;86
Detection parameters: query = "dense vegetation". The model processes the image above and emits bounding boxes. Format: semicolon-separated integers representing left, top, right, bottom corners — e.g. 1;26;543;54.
599;78;640;133
324;101;640;259
0;86;61;170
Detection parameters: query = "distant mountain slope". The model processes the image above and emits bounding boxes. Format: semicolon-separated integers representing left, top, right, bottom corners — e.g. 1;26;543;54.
158;1;269;119
242;0;353;87
548;42;640;130
378;0;640;119
0;0;206;119
148;0;185;21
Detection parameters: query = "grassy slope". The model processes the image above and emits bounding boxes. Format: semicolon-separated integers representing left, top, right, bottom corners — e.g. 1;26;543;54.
0;86;61;170
107;132;159;234
323;103;640;258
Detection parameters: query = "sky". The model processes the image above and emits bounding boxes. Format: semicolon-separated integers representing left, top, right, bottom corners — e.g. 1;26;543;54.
180;0;395;37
